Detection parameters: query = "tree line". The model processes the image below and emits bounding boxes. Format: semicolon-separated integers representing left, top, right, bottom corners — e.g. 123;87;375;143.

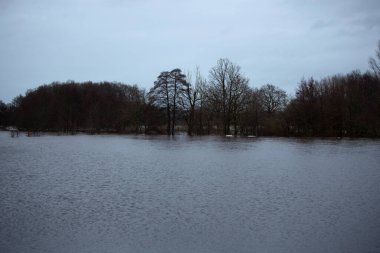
1;42;380;137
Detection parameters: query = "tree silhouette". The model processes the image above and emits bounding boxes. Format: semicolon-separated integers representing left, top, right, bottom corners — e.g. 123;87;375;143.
2;45;380;137
149;69;188;135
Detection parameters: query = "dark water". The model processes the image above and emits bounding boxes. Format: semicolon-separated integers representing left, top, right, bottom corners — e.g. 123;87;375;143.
1;132;380;253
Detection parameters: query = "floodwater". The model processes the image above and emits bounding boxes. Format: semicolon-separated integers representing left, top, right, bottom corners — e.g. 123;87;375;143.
0;131;379;253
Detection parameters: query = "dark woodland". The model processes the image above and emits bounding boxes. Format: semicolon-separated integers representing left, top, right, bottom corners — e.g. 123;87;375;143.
1;43;380;137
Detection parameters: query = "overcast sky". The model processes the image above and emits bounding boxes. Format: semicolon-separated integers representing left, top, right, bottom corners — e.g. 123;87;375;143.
0;0;379;103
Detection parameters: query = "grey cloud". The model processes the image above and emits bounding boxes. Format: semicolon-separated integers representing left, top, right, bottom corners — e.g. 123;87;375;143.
346;0;380;13
311;20;335;30
350;12;380;30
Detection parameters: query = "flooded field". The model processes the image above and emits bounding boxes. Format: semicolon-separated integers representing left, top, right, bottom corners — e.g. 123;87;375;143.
1;132;379;253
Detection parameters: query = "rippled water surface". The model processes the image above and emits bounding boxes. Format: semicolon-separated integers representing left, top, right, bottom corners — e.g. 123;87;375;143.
1;131;380;253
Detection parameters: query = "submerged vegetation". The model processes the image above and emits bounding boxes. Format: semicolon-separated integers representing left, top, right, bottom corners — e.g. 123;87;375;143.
1;43;380;137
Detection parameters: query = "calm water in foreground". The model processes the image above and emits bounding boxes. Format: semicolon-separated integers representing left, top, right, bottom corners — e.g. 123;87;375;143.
0;131;380;253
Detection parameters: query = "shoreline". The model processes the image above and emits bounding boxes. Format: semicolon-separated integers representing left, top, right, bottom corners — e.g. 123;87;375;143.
1;130;378;139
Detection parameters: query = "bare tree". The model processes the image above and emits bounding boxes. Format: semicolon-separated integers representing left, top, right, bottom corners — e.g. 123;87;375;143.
195;69;208;134
230;74;251;135
369;40;380;77
209;59;230;135
208;58;250;135
180;67;206;135
259;84;287;114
